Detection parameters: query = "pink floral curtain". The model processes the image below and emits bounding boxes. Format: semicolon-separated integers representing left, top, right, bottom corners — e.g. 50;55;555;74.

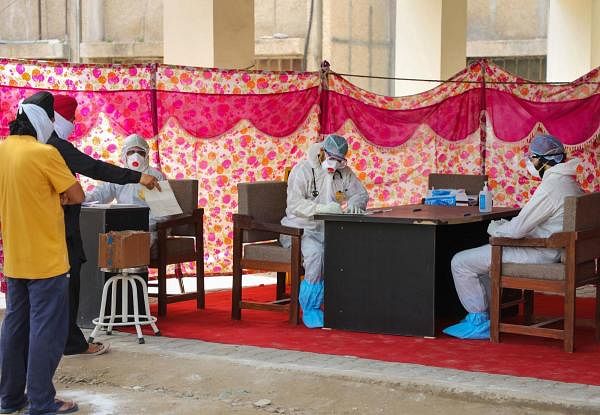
0;59;598;275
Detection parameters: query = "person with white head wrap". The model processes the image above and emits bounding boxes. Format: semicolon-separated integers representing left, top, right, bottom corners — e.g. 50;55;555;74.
280;134;369;328
443;134;583;340
0;91;84;414
14;91;55;143
85;134;166;249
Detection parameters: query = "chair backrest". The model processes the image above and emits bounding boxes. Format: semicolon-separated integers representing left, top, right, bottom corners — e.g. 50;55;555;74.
237;181;287;243
428;173;488;195
169;179;199;236
563;192;600;232
562;192;600;281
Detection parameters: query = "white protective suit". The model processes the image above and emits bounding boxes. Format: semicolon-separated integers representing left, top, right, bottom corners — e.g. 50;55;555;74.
280;141;369;283
451;158;583;313
84;136;165;244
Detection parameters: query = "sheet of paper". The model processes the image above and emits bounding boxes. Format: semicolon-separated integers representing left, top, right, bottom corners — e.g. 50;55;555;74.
143;181;183;217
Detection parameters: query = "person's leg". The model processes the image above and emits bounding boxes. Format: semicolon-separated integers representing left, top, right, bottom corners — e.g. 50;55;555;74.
450;244;493;313
0;278;30;412
26;275;72;415
63;261;89;355
299;230;325;328
443;244;493;339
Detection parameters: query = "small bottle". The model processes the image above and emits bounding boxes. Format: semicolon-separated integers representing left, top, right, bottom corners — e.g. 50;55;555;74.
479;181;493;213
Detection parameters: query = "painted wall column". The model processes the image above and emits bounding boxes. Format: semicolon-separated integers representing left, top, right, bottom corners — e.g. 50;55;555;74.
163;0;254;69
547;0;600;82
394;0;466;96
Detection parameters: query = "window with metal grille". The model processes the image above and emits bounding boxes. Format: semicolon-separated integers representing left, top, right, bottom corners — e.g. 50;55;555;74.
254;57;304;72
467;56;547;82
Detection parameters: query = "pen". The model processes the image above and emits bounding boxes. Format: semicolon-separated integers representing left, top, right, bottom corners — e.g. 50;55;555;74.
369;208;393;214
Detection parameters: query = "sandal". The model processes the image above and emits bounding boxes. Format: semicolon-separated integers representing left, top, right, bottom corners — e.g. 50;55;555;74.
82;342;110;356
54;399;78;414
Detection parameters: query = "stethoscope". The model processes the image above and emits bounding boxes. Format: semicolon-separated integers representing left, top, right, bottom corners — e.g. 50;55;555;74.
311;168;342;198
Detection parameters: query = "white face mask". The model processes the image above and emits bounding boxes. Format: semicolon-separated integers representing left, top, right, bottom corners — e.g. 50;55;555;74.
526;158;541;179
53;112;74;140
126;153;148;172
321;158;340;174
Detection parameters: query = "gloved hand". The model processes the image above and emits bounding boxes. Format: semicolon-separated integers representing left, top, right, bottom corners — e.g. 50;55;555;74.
487;218;508;236
344;205;366;214
315;201;343;214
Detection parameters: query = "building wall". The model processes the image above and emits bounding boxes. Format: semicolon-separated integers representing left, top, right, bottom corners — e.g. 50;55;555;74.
0;0;596;88
0;0;163;62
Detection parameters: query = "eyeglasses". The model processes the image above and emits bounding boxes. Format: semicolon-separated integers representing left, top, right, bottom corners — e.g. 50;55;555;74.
324;151;347;167
126;149;147;158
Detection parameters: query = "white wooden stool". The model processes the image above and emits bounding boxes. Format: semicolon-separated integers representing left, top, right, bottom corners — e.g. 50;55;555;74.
89;267;160;344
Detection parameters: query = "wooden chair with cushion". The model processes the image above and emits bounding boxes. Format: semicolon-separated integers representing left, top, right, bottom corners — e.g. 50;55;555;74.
428;173;488;195
148;179;204;316
490;191;600;352
232;181;302;324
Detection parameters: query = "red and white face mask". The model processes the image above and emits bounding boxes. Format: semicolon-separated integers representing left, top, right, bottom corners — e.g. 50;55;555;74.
125;150;148;172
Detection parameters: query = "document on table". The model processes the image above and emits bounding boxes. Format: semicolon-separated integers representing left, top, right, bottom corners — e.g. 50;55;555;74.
143;180;183;217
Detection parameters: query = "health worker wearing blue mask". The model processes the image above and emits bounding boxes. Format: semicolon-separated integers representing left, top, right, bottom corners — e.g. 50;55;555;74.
444;134;583;340
280;134;369;328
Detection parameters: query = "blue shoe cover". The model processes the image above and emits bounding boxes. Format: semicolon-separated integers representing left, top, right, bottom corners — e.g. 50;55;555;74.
443;312;490;339
302;308;324;328
299;280;324;328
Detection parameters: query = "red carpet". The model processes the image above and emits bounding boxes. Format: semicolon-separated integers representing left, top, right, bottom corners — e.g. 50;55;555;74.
130;285;600;385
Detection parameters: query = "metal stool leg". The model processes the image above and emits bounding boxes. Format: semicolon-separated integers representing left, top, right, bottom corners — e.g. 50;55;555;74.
89;274;112;343
106;277;119;335
134;274;160;336
121;273;129;324
129;277;145;344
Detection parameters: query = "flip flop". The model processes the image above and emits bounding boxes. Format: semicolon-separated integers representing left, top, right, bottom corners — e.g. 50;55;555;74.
0;395;28;414
54;399;78;414
82;342;110;356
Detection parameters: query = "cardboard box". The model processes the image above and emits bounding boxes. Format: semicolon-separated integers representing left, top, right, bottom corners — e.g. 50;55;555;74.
98;231;151;269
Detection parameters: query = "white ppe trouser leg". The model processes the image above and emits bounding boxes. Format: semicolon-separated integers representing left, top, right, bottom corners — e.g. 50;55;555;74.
280;230;325;283
280;229;325;328
451;244;560;313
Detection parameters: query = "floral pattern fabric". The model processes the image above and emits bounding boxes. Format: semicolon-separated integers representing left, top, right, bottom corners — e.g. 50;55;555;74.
0;59;598;275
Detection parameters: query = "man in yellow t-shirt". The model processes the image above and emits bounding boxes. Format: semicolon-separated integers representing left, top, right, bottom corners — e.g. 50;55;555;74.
0;92;83;415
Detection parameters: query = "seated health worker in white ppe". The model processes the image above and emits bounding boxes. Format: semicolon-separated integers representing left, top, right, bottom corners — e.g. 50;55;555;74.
85;134;166;251
443;134;583;340
280;134;369;328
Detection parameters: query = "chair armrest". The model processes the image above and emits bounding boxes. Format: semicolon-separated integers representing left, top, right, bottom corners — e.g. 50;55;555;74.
546;231;572;248
156;208;204;230
233;214;303;237
489;236;549;247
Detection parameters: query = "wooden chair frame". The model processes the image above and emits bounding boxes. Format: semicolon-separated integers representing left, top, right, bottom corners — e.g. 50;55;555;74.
490;228;600;352
149;208;205;316
232;213;303;324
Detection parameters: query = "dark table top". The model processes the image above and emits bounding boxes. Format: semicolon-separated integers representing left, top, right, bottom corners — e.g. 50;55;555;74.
315;204;520;225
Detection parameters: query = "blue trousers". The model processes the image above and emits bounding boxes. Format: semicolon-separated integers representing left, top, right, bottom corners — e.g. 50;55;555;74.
0;275;69;415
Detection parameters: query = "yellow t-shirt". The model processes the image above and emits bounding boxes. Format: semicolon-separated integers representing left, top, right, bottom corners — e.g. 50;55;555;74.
0;135;76;278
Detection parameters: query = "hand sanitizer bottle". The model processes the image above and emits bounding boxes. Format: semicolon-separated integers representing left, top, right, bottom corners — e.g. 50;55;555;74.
479;181;493;213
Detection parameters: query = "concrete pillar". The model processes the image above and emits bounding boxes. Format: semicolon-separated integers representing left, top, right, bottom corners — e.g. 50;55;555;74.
591;0;600;68
394;0;466;96
163;0;254;69
65;0;81;62
82;0;104;42
547;0;599;82
305;0;323;72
